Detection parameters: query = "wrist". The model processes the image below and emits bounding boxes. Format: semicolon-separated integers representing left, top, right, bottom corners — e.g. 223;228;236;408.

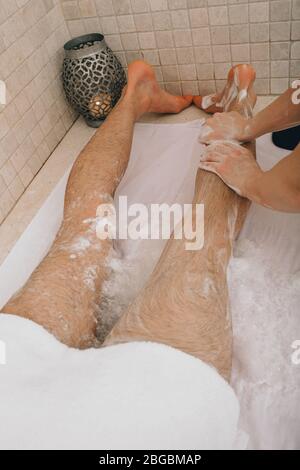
242;118;256;141
244;168;265;203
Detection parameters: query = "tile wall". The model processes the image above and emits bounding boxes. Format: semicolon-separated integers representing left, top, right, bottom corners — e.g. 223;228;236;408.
0;0;76;224
61;0;299;97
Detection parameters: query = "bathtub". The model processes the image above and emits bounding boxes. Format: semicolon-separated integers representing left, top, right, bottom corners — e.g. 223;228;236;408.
0;109;300;449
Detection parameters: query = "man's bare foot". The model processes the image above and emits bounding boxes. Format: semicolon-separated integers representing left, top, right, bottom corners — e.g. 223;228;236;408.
193;67;235;113
124;60;193;119
193;64;257;115
231;64;257;117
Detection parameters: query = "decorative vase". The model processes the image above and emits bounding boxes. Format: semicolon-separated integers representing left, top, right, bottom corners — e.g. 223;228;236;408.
63;33;127;128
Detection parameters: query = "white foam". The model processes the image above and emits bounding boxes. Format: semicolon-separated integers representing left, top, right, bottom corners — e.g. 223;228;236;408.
201;94;215;110
238;89;248;103
83;265;98;291
223;82;238;112
198;124;214;141
71;236;91;253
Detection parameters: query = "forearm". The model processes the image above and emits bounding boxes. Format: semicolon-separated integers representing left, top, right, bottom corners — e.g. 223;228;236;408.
246;145;300;213
245;86;300;140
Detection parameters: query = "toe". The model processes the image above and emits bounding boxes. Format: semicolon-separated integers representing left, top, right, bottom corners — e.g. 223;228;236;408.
193;96;203;109
173;95;193;113
182;95;193;108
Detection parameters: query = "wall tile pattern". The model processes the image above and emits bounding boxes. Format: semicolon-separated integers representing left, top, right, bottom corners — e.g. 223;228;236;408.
60;0;299;98
0;0;76;224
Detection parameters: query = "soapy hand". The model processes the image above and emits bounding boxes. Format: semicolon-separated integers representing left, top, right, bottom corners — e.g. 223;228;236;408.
199;141;262;198
199;111;252;144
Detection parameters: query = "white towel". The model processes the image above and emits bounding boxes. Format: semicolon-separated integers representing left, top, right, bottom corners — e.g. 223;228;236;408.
0;314;239;450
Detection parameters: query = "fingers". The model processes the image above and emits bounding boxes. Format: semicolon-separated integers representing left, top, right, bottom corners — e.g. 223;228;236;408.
205;141;249;157
200;147;224;163
201;141;238;157
199;120;218;143
200;141;251;169
198;114;227;143
215;142;253;159
199;111;245;143
199;128;218;144
198;161;221;176
209;141;241;154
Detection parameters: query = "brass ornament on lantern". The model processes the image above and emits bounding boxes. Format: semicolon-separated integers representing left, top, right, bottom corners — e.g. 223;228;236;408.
63;33;126;128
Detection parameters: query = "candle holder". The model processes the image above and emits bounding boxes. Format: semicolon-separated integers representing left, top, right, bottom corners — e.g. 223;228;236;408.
63;33;126;128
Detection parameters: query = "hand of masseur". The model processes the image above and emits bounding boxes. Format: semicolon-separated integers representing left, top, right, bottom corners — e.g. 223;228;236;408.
199;141;262;198
198;87;300;213
200;111;252;144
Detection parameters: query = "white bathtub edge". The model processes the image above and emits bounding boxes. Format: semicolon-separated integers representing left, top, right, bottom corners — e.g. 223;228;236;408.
0;117;96;266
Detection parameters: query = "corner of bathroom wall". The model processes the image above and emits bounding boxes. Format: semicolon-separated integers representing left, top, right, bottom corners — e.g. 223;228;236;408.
0;0;78;225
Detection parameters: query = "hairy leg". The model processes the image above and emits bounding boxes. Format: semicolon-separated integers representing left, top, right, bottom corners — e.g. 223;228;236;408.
1;61;192;348
105;65;257;381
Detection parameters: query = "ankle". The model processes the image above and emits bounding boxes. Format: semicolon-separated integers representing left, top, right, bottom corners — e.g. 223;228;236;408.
117;95;143;121
122;89;151;120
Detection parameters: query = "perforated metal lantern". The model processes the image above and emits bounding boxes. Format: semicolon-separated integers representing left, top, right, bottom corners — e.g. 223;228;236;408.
63;33;127;128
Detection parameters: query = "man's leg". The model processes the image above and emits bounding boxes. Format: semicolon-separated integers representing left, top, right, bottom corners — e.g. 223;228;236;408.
104;65;257;381
1;61;192;348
